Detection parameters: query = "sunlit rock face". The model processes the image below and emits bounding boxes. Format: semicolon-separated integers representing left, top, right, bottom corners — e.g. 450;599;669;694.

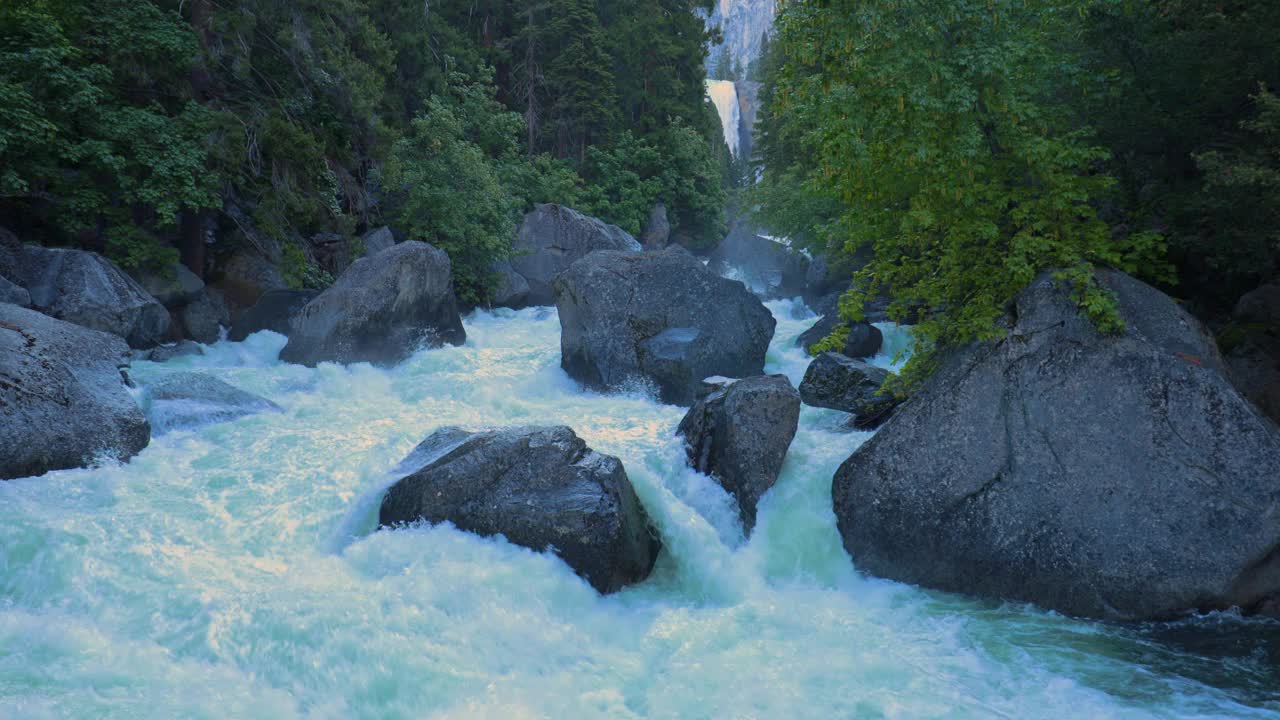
707;0;776;78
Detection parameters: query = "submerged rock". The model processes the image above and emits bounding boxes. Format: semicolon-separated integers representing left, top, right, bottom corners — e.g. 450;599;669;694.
509;204;641;306
677;375;800;531
554;248;775;405
0;303;150;480
799;353;899;429
281;241;465;367
141;372;280;435
0;244;170;348
379;426;660;593
832;269;1280;620
228;289;318;342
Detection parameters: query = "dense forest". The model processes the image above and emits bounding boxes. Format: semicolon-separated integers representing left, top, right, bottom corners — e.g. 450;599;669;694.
0;0;729;303
754;0;1280;384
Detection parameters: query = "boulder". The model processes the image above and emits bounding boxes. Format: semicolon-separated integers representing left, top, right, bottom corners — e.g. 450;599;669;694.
281;241;465;367
0;303;150;480
1226;281;1280;423
489;260;530;309
799;352;899;429
216;249;286;308
555;249;776;405
0;274;29;307
309;232;352;276
132;263;204;308
228;289;318;342
379;426;660;593
640;203;671;250
511;204;641;306
677;375;800;531
711;223;809;299
361;226;396;258
0;244;170;348
134;340;205;363
843;321;883;359
140;372;281;435
832;269;1280;620
180;287;230;344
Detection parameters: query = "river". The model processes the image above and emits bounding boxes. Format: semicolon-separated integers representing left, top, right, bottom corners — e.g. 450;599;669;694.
1;299;1276;718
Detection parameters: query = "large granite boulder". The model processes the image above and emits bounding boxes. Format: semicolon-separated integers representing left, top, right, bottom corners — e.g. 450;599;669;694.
180;287;230;344
554;249;776;405
0;303;150;480
281;241;465;367
379;426;660;593
677;375;800;531
510;204;641;306
799;352;899;429
489;261;530;309
795;312;882;359
0;245;170;348
832;269;1280;620
140;372;281;435
216;249;286;308
228;289;318;342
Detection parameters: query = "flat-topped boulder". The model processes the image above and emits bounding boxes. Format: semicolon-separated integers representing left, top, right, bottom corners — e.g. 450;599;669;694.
281;241;464;367
677;375;800;531
508;204;641;307
379;426;660;593
554;248;775;405
0;303;150;480
832;269;1280;620
0;244;169;348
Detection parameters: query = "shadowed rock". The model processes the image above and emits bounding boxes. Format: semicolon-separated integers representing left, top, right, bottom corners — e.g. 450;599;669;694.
228;289;319;341
0;303;150;480
677;375;800;531
799;353;899;429
832;269;1280;620
554;248;775;405
379;426;660;593
510;204;641;306
0;244;169;348
281;241;464;367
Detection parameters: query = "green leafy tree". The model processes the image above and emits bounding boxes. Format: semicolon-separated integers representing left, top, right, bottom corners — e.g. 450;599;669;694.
760;0;1170;386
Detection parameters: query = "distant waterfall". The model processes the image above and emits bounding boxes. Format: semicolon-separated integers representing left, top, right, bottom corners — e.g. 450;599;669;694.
705;79;742;157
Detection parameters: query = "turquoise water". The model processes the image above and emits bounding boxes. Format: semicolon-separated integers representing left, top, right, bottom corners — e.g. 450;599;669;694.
1;299;1277;718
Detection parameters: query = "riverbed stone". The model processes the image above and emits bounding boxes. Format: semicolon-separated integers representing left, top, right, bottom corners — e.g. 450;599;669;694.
141;372;281;434
282;241;464;367
180;287;230;344
832;269;1280;620
0;244;170;348
379;426;660;593
677;375;800;531
228;289;318;341
510;204;641;306
0;303;150;480
799;352;899;429
554;248;775;405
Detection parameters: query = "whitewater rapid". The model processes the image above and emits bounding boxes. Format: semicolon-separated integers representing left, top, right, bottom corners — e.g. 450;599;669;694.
1;300;1277;718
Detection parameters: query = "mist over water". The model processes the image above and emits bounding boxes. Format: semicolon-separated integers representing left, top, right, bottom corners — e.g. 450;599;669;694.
1;299;1277;718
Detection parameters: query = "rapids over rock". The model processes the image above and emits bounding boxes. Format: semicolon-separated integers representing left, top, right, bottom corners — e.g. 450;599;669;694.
1;300;1277;718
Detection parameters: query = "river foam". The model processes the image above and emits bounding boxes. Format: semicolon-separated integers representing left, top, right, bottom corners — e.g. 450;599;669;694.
1;299;1276;718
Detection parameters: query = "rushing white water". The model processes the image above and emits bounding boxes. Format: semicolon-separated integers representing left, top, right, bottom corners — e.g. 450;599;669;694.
2;300;1278;718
